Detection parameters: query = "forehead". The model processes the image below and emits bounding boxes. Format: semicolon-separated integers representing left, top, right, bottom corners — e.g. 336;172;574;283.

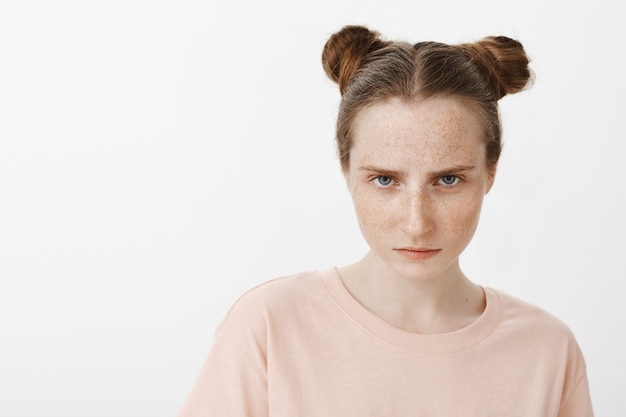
350;97;486;167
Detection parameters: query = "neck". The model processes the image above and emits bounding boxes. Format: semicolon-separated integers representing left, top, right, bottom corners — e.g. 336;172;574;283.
337;251;485;334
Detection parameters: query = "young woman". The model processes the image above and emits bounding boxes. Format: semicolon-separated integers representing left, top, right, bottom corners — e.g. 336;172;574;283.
178;25;594;416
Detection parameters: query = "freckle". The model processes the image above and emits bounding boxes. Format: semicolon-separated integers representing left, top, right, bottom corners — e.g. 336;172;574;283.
465;298;469;303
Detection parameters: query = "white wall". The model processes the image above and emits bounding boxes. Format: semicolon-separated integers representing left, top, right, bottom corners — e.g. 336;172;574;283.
1;0;623;415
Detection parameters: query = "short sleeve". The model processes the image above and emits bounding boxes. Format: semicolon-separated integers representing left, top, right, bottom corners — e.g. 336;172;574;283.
176;328;268;417
177;285;272;417
557;337;594;417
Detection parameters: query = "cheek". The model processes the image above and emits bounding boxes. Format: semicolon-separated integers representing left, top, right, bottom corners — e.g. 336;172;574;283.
439;193;484;238
351;189;396;236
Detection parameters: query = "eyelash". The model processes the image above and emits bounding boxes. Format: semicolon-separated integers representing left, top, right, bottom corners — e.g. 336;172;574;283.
437;175;461;186
371;175;397;188
370;174;462;188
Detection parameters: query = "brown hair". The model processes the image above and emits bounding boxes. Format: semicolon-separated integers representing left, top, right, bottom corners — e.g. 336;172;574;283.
321;25;533;172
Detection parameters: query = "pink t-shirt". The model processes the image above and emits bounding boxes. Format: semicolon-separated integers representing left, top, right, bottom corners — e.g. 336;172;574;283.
178;269;593;416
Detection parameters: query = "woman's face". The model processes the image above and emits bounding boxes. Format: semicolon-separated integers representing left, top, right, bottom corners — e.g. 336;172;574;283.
344;96;495;281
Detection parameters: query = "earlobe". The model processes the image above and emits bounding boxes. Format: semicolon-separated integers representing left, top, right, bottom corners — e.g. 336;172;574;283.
343;171;358;199
343;169;351;189
485;168;496;194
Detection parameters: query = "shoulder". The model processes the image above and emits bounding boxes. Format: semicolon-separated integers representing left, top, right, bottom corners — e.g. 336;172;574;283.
216;269;328;332
230;269;326;311
487;288;588;380
211;269;333;358
488;289;592;411
489;287;580;347
489;288;576;340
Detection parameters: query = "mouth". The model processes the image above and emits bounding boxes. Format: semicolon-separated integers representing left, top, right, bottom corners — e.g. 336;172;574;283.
394;247;441;260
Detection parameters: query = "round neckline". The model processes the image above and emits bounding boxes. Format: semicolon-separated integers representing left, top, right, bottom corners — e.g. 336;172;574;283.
319;267;502;353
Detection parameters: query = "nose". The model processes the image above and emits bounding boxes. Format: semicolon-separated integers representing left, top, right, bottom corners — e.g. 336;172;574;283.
402;190;434;236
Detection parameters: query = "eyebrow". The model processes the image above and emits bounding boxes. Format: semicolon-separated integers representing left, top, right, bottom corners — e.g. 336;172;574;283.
358;164;477;177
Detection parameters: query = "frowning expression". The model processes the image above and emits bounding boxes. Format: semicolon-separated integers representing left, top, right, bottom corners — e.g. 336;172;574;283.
344;96;495;281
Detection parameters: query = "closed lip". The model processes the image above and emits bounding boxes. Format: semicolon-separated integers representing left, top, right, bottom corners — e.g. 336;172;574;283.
394;247;441;259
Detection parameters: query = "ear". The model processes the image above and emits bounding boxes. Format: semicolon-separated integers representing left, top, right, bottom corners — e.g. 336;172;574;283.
485;166;496;194
342;167;351;189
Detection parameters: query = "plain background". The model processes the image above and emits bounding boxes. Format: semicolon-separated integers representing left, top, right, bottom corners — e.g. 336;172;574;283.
1;0;624;415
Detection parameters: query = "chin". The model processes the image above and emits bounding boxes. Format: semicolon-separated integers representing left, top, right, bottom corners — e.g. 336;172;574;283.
378;250;461;281
387;261;449;282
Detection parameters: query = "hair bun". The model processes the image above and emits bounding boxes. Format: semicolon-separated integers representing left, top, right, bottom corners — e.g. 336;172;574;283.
463;36;533;99
322;25;388;94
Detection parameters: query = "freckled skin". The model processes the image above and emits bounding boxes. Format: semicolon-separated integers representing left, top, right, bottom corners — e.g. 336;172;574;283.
344;97;494;283
339;97;494;332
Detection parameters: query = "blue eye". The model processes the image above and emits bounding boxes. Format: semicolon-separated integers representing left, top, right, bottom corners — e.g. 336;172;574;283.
439;175;460;186
373;175;394;187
